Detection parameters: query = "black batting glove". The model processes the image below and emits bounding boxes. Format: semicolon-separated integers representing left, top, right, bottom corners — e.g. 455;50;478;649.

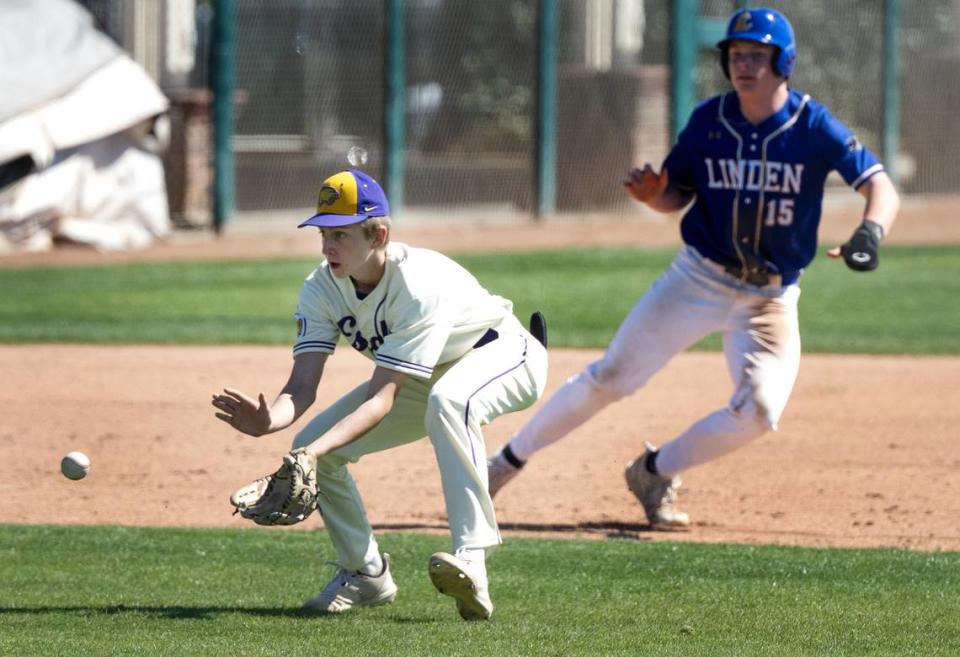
840;219;884;271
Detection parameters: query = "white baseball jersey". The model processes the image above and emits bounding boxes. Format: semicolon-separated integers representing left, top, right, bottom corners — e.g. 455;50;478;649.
293;242;514;378
289;241;549;569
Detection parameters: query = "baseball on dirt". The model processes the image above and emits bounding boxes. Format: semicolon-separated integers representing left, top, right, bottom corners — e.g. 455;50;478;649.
61;451;91;480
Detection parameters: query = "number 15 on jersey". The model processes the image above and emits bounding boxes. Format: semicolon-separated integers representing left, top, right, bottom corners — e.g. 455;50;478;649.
763;198;794;226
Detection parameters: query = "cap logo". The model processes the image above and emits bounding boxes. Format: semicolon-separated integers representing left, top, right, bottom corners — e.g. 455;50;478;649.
317;185;341;208
733;11;752;33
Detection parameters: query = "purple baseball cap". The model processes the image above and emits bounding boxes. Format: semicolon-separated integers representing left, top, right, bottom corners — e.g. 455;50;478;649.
298;169;390;228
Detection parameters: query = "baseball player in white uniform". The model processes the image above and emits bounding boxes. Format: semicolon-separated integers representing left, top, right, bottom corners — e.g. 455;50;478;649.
212;169;547;621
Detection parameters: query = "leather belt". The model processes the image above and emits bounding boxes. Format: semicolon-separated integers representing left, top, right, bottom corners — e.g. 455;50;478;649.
722;264;779;287
691;246;798;287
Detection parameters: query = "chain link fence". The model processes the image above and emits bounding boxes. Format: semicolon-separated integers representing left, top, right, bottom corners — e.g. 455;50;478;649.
77;0;960;217
699;1;960;195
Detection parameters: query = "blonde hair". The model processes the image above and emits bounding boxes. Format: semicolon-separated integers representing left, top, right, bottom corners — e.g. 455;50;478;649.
359;215;392;246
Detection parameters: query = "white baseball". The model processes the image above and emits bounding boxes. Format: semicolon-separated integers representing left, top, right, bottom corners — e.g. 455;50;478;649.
61;451;91;480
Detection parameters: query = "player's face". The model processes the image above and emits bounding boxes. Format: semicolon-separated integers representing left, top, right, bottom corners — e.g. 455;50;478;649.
319;224;381;283
727;40;782;96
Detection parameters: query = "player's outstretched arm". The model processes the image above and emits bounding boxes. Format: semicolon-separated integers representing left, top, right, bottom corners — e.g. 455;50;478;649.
212;352;327;437
827;172;900;270
301;366;408;459
623;165;693;213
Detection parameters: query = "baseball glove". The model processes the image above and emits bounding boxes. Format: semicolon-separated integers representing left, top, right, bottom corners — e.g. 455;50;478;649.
229;448;318;526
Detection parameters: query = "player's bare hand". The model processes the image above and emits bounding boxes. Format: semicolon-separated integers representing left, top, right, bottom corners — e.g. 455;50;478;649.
212;388;271;436
623;165;669;204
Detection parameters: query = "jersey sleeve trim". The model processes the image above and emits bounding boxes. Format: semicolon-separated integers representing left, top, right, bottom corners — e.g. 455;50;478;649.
293;340;337;356
851;163;884;190
375;353;434;378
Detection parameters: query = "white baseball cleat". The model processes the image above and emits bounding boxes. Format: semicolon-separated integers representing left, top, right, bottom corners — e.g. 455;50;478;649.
428;552;493;621
301;553;398;614
487;450;521;498
624;443;690;528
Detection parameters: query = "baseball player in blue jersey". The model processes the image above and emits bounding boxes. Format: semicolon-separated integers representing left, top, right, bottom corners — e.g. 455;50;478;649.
486;7;900;527
213;169;547;619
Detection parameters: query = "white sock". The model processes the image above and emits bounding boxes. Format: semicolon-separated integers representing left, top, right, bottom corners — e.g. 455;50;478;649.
358;552;384;576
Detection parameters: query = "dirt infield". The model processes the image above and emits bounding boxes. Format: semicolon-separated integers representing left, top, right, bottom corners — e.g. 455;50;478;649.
2;345;958;551
2;196;959;551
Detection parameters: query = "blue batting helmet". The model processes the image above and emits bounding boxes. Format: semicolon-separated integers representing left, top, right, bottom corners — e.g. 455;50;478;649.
717;7;796;78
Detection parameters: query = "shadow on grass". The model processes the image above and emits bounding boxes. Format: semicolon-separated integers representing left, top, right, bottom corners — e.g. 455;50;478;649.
372;520;676;540
0;605;349;619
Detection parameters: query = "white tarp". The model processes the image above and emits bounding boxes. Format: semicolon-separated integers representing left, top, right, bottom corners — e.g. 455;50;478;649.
0;0;173;253
0;0;119;123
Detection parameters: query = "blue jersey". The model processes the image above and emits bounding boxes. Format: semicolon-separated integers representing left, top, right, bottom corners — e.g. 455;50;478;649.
663;89;883;282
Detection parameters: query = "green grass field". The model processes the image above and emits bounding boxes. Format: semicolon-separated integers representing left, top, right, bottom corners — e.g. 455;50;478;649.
1;245;959;353
1;525;957;657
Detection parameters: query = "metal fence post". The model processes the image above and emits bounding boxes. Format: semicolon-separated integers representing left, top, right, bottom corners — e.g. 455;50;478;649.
536;0;558;218
384;0;405;214
671;0;729;144
671;0;697;143
212;0;235;232
883;0;901;185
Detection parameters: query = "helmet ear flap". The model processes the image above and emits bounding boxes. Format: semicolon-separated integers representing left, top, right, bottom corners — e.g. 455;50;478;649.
771;48;782;77
776;46;796;77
